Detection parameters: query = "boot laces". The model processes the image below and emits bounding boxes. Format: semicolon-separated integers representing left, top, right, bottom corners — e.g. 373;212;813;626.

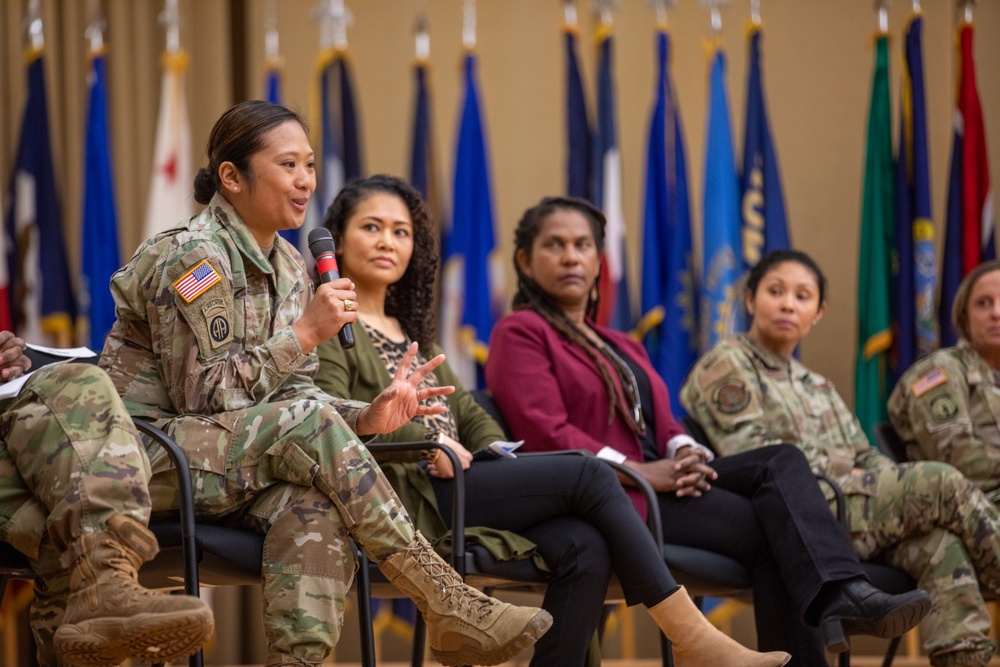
100;539;157;598
412;548;496;621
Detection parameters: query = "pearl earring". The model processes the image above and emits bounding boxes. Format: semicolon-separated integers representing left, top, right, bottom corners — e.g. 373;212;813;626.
233;186;240;192
811;318;818;325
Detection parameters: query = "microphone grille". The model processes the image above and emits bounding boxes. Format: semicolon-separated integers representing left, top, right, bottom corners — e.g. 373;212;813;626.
307;227;336;256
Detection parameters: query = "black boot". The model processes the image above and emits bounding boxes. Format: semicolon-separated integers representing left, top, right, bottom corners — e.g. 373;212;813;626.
816;579;930;654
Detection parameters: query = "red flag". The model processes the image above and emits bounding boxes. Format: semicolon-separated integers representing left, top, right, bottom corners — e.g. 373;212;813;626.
956;24;994;275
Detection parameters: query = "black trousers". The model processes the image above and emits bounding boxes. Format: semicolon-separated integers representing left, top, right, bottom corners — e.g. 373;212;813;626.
430;455;673;667
431;445;863;667
658;444;864;666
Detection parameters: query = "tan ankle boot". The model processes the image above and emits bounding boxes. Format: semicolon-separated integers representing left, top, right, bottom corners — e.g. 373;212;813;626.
649;586;790;667
53;515;214;666
380;532;553;666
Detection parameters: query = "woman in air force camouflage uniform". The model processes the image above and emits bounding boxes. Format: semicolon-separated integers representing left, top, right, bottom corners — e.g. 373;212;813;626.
682;249;1000;667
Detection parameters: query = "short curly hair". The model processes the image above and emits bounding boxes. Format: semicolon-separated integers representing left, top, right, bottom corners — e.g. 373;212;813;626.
322;174;438;350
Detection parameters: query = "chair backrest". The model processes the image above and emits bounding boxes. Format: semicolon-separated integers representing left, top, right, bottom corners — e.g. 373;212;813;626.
470;389;512;439
873;422;909;463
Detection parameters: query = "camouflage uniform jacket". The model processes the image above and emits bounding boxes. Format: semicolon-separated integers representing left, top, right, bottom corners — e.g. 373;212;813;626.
680;335;892;501
100;192;367;430
888;340;1000;501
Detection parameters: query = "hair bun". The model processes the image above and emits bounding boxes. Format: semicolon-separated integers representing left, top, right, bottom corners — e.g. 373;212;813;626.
193;166;217;205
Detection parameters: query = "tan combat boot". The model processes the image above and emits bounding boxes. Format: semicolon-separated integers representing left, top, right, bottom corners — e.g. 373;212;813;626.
380;532;552;666
53;515;214;666
648;586;790;666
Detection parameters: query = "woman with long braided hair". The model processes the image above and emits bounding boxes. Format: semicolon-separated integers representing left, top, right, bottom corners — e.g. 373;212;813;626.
315;174;795;667
486;196;929;665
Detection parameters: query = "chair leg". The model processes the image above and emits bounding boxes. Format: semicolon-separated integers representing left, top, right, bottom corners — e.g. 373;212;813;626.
150;593;205;667
352;543;376;667
660;633;674;667
411;613;427;667
838;648;851;667
881;636;902;667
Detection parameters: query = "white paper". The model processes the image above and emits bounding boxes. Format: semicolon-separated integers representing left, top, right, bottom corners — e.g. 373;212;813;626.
26;344;97;358
0;373;33;400
0;345;98;400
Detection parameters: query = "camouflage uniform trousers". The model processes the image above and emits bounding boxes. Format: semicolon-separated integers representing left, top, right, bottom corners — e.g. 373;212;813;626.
840;461;1000;666
0;363;152;667
149;397;414;665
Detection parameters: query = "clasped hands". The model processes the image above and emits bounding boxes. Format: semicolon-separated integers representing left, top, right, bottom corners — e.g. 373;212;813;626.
631;445;717;497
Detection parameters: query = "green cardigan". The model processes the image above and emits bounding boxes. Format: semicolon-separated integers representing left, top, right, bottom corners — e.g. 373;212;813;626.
315;325;542;566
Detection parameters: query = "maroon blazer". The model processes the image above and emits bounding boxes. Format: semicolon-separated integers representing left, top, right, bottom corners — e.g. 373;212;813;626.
485;310;685;517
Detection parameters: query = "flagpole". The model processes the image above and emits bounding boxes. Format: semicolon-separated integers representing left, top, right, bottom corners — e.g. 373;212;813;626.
563;0;578;28
160;0;180;53
593;0;617;28
415;13;430;61
875;0;890;34
85;0;105;53
961;0;975;25
700;0;729;34
24;0;43;52
264;0;279;62
462;0;476;50
651;0;674;29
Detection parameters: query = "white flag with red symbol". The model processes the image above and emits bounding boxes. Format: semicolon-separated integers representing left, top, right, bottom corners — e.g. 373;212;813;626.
144;51;193;239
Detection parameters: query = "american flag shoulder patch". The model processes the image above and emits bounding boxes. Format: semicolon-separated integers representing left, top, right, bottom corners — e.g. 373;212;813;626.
173;260;222;303
911;368;947;398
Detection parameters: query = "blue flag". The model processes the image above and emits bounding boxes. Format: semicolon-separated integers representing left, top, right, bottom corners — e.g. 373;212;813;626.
441;53;500;389
5;53;77;345
741;26;789;271
410;61;433;201
592;26;631;330
639;29;698;418
892;14;937;381
409;58;444;231
701;44;742;351
564;25;591;201
297;50;364;252
265;62;282;105
81;52;120;351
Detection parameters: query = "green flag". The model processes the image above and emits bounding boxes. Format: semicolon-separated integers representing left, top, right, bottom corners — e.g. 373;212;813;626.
855;34;895;441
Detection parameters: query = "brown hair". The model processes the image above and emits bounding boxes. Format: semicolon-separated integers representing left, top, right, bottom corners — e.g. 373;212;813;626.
952;260;1000;341
193;100;308;205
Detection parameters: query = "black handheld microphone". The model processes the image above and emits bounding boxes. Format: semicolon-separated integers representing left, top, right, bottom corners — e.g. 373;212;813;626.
307;227;355;349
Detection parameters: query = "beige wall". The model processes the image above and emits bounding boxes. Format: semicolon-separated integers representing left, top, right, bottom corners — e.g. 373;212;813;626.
2;0;1000;406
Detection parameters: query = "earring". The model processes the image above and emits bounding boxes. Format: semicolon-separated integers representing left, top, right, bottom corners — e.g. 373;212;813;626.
811;318;818;325
232;186;240;193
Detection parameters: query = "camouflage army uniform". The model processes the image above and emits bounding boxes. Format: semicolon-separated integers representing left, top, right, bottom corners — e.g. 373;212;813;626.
100;193;414;665
889;341;1000;503
0;363;151;666
680;334;1000;667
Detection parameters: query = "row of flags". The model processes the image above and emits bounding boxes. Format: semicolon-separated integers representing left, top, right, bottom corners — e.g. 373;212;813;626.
2;26;193;351
564;17;791;414
1;10;994;440
855;18;994;440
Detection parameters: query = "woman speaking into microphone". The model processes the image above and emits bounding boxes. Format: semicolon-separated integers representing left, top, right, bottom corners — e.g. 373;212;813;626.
99;100;552;667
